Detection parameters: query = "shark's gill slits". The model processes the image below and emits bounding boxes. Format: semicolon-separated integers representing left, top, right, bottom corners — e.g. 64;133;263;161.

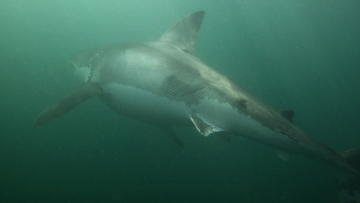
161;75;204;97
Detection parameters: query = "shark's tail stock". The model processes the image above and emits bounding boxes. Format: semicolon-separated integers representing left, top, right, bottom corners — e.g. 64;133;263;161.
335;148;360;203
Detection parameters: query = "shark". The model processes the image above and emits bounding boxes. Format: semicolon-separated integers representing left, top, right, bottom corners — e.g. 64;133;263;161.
34;11;360;202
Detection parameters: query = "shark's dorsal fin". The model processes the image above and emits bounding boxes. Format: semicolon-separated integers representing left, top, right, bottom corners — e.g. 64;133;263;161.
159;11;205;54
280;110;294;123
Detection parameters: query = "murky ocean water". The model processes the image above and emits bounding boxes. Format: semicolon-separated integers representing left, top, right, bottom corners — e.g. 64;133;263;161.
1;0;360;202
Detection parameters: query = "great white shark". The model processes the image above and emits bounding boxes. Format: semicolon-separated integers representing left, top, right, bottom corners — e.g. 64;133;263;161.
34;11;359;202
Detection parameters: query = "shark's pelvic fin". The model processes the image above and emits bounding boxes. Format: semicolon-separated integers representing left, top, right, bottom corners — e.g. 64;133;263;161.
275;149;290;162
160;126;184;148
190;115;224;137
280;110;294;123
190;115;213;136
33;83;105;127
159;11;205;54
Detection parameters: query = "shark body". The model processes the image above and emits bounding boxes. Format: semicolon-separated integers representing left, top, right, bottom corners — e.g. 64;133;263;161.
34;11;360;202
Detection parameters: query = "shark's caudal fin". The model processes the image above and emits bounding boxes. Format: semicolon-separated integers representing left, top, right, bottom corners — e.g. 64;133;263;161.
159;11;205;54
33;83;104;127
335;148;360;203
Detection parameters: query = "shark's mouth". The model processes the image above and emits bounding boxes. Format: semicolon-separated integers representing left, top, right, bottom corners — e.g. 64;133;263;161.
73;49;105;83
73;64;92;83
85;49;104;82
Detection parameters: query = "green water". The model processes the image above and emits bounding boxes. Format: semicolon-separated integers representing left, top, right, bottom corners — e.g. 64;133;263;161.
1;0;360;202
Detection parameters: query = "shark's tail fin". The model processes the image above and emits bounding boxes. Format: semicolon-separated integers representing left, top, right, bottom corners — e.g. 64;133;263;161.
335;148;360;203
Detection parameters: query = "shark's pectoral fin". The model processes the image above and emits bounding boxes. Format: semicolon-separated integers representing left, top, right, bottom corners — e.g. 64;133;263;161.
275;149;290;162
280;110;295;123
190;115;224;137
33;82;105;127
160;126;184;148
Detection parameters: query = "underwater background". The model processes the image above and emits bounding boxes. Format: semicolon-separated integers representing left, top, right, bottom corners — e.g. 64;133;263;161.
1;0;360;202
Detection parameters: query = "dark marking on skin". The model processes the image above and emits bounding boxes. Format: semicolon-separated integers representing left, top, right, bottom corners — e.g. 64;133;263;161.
181;48;190;53
228;96;293;136
161;75;204;97
280;131;300;143
236;99;247;109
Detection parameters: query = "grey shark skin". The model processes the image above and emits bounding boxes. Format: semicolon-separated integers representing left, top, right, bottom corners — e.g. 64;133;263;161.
34;11;360;202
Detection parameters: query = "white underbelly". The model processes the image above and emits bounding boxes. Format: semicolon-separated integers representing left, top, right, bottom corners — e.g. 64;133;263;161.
190;97;296;150
100;83;190;125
